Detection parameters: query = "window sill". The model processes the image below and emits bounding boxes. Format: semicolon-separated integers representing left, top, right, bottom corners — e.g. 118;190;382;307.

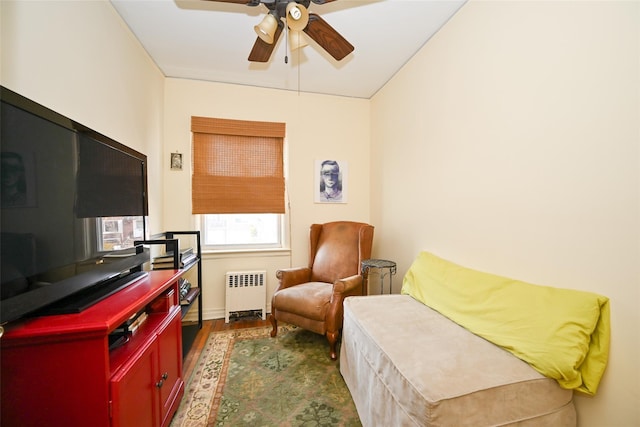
201;247;291;260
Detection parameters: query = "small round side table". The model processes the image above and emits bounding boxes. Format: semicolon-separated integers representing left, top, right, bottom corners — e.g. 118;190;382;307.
361;259;397;295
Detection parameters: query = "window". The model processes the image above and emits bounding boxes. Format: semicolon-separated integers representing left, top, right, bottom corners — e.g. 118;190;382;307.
97;216;145;251
201;213;281;249
191;117;286;250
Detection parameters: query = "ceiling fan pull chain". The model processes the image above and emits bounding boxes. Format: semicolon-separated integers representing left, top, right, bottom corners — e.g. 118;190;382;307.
285;26;289;63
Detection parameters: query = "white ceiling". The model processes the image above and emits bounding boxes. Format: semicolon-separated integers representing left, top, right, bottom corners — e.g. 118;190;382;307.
111;0;467;99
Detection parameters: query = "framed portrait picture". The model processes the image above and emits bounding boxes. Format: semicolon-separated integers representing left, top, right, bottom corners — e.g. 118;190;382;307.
170;152;183;170
315;159;348;203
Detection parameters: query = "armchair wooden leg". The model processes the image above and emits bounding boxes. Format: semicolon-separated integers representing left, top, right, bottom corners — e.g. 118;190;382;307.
327;330;339;361
269;314;278;337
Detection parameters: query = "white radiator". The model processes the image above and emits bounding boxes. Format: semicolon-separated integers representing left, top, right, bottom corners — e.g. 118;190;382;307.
225;270;267;323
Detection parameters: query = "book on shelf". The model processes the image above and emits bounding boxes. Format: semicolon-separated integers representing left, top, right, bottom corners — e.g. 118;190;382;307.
127;312;148;335
180;287;200;306
112;310;148;336
179;278;191;299
152;251;197;269
152;247;193;261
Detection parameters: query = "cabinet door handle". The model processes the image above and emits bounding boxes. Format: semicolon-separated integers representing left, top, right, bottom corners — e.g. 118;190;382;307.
162;372;169;380
156;379;164;388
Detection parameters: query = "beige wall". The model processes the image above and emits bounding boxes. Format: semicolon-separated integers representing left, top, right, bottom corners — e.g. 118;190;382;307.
3;0;638;424
163;78;370;318
0;0;166;233
371;1;639;425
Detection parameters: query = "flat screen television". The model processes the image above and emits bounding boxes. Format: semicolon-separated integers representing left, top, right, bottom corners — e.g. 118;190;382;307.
0;86;150;325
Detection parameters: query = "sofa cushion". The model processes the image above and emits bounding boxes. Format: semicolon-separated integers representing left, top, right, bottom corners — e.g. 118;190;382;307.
401;251;610;396
340;295;576;426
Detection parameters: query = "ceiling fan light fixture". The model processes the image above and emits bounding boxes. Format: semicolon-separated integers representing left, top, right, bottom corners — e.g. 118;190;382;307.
254;13;279;44
288;29;308;51
286;2;309;32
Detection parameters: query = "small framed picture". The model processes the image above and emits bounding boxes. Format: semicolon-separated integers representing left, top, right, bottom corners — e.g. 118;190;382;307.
170;152;183;170
315;159;348;203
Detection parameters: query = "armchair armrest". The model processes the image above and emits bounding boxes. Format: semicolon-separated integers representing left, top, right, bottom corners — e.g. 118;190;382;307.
276;267;312;290
332;274;364;298
327;274;364;333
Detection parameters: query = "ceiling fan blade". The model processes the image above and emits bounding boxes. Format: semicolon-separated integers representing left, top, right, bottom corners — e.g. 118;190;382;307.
303;13;353;61
248;24;283;62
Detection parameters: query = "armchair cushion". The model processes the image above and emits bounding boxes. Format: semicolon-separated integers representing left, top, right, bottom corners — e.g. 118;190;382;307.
273;282;331;321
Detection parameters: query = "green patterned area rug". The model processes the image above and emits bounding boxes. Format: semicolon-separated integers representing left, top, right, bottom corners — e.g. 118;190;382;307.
170;325;362;427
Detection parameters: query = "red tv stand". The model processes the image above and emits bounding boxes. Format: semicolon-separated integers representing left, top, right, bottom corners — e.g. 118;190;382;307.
0;270;185;427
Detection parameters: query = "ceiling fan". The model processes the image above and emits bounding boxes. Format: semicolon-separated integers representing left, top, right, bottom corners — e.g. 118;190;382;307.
205;0;354;62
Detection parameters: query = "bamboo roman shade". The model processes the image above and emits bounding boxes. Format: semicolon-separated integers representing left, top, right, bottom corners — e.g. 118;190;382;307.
191;116;286;214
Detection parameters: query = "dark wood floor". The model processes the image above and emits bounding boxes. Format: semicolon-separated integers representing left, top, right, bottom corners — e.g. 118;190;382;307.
182;317;271;380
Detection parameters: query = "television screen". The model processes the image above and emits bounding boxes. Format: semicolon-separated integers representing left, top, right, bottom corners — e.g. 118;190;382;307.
0;86;149;324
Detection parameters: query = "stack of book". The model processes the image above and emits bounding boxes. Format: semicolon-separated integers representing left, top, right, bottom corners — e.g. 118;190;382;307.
151;247;196;270
179;278;191;300
111;310;148;338
178;277;200;306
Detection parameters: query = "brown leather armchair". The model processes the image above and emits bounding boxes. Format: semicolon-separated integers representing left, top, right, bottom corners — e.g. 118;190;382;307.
269;221;374;360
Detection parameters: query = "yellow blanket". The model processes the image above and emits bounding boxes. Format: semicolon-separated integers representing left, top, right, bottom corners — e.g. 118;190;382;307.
401;251;610;396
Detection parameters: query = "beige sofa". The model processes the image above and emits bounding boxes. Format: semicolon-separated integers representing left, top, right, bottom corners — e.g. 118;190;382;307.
340;252;609;426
